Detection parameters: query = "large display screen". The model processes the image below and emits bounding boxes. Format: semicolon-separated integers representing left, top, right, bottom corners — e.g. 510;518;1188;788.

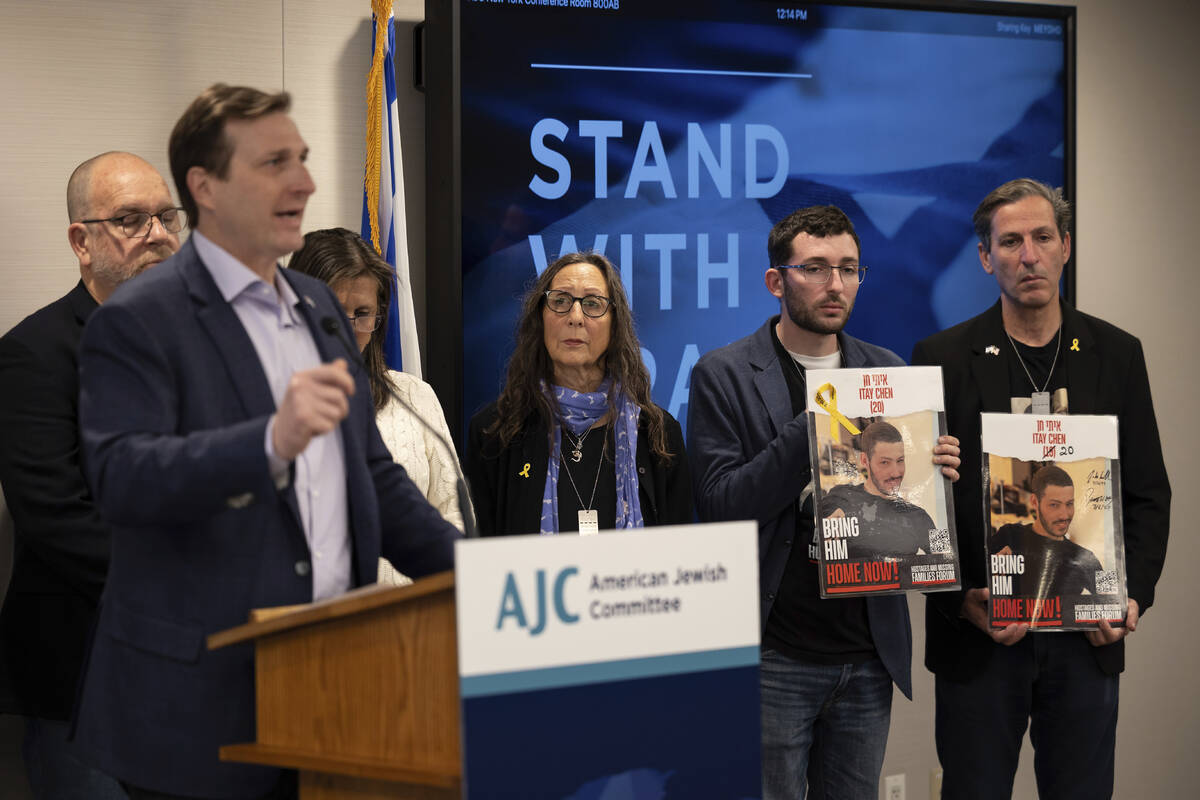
426;0;1073;438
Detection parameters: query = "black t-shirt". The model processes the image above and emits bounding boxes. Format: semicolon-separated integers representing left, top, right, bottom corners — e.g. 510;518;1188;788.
818;482;937;560
1007;333;1069;413
557;425;617;531
761;327;876;665
990;523;1103;597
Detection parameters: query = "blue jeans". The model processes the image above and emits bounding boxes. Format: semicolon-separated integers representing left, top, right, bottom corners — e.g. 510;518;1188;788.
22;716;128;800
935;633;1118;800
760;649;893;800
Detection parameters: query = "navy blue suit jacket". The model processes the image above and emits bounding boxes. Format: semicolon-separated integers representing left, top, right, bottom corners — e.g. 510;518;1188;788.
73;239;459;798
687;318;913;698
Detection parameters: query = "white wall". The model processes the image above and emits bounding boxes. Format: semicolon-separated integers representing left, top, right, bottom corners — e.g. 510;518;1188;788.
1;1;1196;798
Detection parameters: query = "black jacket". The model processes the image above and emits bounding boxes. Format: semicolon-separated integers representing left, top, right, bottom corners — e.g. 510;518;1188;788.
912;300;1170;677
0;281;107;718
465;402;693;535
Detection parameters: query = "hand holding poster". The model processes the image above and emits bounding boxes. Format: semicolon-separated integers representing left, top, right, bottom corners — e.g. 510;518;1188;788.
806;367;959;597
981;413;1127;630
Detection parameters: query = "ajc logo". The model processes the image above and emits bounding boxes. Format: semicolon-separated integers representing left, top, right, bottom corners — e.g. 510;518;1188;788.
495;567;579;636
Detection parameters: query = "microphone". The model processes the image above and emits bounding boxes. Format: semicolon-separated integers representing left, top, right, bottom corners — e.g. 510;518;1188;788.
320;315;479;538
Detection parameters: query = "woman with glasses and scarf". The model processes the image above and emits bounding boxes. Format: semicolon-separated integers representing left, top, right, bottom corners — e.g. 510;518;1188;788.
289;228;468;582
465;252;692;536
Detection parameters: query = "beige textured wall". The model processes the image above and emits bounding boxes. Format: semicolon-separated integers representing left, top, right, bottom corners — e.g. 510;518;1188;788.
880;2;1200;798
0;0;428;340
0;1;282;334
1;1;1196;798
1052;0;1198;795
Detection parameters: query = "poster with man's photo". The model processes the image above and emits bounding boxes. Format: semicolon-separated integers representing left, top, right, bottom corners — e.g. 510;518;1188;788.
981;413;1127;631
806;367;959;598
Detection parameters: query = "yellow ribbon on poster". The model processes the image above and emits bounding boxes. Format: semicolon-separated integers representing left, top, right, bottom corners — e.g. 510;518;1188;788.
813;383;861;441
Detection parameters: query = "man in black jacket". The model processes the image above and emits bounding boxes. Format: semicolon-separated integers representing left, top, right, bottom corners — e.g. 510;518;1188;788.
0;151;181;798
912;178;1170;800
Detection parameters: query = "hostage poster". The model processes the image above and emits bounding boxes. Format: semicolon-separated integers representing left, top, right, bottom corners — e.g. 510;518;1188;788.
807;367;959;598
981;413;1127;630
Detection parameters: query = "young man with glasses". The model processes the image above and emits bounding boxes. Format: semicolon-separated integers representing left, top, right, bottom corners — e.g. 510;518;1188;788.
0;151;181;799
911;178;1171;799
687;205;960;799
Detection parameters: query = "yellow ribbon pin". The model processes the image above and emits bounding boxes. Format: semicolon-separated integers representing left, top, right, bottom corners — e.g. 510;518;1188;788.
518;463;531;478
813;383;861;441
1070;338;1080;352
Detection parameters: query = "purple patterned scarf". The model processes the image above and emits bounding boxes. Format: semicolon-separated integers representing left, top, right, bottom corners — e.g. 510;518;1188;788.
539;379;644;534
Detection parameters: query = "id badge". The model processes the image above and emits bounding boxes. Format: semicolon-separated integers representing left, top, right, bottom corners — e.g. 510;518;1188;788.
1031;391;1051;414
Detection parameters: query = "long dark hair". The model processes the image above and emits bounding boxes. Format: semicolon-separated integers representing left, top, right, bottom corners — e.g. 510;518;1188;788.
287;227;397;411
488;252;672;461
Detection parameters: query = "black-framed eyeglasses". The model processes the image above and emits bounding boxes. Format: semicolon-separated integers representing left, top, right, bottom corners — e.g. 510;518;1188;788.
543;289;611;318
79;207;188;239
348;313;385;334
774;263;868;285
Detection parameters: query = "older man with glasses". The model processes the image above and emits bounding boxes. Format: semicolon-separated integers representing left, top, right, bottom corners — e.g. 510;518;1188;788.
0;151;181;799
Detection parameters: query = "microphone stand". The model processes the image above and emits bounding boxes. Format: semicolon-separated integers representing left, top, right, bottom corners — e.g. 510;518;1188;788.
320;315;479;539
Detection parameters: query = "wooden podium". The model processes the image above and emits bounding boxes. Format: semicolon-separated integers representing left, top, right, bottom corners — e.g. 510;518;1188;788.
207;571;461;799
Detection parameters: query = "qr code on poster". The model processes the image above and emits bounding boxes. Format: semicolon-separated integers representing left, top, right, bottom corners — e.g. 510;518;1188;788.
928;528;952;555
1095;570;1119;595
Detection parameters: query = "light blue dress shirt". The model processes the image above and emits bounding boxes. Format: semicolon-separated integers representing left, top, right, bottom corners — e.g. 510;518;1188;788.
192;231;351;601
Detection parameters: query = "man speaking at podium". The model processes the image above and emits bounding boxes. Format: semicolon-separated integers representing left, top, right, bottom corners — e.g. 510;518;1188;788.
73;85;459;800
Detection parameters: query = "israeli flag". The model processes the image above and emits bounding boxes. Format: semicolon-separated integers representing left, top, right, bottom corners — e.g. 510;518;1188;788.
362;3;420;377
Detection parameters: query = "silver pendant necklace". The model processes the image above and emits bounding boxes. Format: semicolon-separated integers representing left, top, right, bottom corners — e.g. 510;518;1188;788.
564;424;595;463
1006;326;1062;415
561;426;608;534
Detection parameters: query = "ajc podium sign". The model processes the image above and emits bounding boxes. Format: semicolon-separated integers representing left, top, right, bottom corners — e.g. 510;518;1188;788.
455;521;762;799
211;522;762;798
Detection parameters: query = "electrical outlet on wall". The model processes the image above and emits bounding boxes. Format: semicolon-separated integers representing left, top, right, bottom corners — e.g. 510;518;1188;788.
885;773;905;800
